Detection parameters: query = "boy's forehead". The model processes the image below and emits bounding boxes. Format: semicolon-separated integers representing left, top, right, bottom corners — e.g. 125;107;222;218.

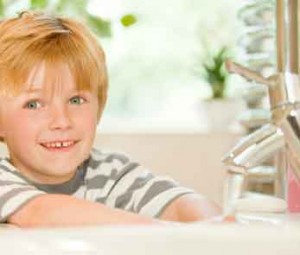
0;60;97;98
24;61;77;93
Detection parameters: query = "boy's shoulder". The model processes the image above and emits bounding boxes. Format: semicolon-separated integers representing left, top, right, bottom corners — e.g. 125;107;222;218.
0;157;29;183
90;148;132;164
86;148;139;175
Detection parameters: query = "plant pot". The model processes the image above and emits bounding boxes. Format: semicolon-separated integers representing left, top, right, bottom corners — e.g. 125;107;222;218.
200;99;244;131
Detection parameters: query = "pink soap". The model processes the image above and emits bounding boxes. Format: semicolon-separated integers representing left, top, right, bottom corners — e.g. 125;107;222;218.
287;169;300;212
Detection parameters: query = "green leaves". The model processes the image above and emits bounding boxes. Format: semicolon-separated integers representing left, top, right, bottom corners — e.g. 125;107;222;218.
0;0;3;16
87;15;111;37
30;0;48;10
55;0;87;16
202;47;228;99
120;14;137;27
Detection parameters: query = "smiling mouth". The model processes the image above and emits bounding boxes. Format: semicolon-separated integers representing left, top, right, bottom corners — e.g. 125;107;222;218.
40;140;77;150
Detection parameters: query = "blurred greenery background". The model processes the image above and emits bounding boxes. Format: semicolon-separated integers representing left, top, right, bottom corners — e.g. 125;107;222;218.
0;0;241;126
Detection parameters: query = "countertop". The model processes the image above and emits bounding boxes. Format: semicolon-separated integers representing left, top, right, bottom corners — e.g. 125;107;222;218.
0;213;299;255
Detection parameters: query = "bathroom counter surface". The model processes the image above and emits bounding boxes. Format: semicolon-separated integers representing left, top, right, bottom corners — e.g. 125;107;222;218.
0;213;299;255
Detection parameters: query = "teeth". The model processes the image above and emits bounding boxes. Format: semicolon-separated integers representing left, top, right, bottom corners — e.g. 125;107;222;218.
62;141;69;147
42;141;74;149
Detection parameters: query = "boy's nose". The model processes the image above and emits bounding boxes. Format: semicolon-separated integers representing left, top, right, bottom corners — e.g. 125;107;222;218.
49;104;72;130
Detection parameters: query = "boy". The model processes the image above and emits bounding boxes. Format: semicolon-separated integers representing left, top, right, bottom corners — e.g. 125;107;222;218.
0;11;220;228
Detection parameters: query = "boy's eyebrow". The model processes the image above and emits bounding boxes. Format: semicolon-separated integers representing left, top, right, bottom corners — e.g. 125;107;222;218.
23;87;90;94
24;88;43;93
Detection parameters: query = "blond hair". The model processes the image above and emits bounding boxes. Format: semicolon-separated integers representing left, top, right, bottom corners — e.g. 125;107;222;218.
0;11;108;116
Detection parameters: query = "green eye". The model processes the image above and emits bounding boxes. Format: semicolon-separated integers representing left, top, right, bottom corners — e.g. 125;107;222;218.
25;100;41;109
70;96;85;105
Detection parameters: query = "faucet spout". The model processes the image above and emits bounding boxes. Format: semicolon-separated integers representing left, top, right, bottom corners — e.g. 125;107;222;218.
222;124;285;216
223;124;285;169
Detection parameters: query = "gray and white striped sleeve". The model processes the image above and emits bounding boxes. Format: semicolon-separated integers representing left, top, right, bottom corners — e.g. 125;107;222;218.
103;153;195;218
0;161;46;223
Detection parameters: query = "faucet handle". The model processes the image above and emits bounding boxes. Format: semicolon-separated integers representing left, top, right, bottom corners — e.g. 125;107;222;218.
225;59;274;87
225;59;284;110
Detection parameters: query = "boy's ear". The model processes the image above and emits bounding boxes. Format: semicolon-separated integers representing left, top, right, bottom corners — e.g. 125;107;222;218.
0;126;5;140
0;117;6;139
0;105;7;140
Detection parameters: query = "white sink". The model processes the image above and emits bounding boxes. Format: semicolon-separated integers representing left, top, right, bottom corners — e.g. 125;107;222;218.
0;214;299;255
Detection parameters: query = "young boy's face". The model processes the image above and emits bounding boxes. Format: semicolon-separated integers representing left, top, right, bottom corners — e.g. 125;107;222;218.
0;62;99;184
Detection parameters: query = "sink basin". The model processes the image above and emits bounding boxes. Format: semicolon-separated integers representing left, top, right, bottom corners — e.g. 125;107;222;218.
0;214;299;255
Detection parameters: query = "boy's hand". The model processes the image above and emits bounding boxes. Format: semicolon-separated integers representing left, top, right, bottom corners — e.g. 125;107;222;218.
159;193;221;222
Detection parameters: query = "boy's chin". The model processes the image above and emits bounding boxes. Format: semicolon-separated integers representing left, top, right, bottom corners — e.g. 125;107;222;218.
28;157;84;184
32;168;77;184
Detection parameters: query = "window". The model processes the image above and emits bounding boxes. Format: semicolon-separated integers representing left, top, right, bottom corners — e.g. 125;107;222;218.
93;0;242;131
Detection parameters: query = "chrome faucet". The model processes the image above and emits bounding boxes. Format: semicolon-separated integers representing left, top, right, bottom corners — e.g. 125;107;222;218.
223;0;300;215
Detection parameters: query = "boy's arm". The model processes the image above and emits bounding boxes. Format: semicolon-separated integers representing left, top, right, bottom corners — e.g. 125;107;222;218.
159;193;221;222
8;194;157;228
8;193;220;227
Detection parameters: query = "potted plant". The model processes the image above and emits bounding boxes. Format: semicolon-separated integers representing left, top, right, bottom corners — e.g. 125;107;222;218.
202;46;228;99
199;46;243;130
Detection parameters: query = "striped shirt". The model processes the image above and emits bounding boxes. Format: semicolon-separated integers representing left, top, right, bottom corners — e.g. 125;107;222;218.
0;148;194;222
